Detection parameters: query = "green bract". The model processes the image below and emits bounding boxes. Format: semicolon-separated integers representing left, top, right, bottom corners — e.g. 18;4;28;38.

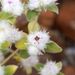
48;5;58;14
57;72;64;75
20;50;30;59
7;17;16;24
0;12;11;20
45;41;62;53
28;19;40;33
15;39;28;49
56;62;62;68
0;41;11;50
35;63;44;72
4;65;18;75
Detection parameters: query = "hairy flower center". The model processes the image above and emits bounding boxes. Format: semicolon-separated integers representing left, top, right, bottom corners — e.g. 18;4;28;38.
35;36;40;41
8;1;12;4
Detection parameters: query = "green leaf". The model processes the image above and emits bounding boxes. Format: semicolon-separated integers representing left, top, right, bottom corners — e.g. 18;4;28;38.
28;18;40;33
20;50;30;59
0;41;11;50
13;56;21;62
45;41;62;53
57;62;62;68
0;12;11;20
48;5;58;14
26;10;39;22
23;4;28;10
15;39;28;49
57;72;64;75
1;50;9;56
7;17;16;24
35;8;41;11
35;63;44;72
4;65;18;75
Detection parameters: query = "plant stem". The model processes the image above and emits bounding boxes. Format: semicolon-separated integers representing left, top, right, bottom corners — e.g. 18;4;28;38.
1;49;19;66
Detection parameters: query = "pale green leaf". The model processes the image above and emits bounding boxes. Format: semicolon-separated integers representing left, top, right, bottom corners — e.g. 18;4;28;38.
13;56;21;62
35;8;41;11
48;5;58;14
35;63;44;72
45;41;62;53
20;50;30;58
56;62;62;68
26;10;39;22
15;39;28;49
0;12;11;20
4;65;18;75
23;4;28;10
57;72;64;75
28;18;40;33
0;41;11;50
7;17;16;24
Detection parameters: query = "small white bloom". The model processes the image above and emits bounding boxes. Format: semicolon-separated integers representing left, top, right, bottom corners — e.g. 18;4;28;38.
27;30;50;50
28;0;40;10
28;46;42;55
0;66;4;75
28;0;57;10
40;0;57;7
40;61;61;75
0;51;4;63
0;20;23;43
2;0;24;16
6;28;23;43
0;31;6;44
21;55;39;68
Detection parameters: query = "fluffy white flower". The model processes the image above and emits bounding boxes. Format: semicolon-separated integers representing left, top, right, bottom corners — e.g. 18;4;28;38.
0;31;6;44
40;61;61;75
28;0;40;10
27;30;50;50
21;55;39;68
40;0;57;7
6;28;23;43
2;0;24;16
0;51;4;63
0;20;23;43
28;0;57;10
0;66;4;75
28;46;42;55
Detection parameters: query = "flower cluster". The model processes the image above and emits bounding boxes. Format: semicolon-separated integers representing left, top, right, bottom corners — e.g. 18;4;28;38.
21;55;39;68
27;30;50;55
40;61;61;75
28;0;57;10
0;20;23;44
2;0;24;16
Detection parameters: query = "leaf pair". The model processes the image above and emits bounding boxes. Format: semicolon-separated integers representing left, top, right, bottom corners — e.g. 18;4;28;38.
0;12;16;24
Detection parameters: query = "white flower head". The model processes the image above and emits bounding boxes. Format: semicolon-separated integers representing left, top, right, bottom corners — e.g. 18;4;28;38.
0;31;6;44
21;55;39;68
0;20;23;43
6;28;23;43
0;51;4;63
0;66;4;75
28;0;40;10
28;0;57;10
40;61;61;75
27;30;50;50
28;46;42;55
2;0;24;16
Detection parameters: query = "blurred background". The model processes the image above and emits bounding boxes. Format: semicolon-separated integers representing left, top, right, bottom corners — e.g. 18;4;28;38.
1;0;75;75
